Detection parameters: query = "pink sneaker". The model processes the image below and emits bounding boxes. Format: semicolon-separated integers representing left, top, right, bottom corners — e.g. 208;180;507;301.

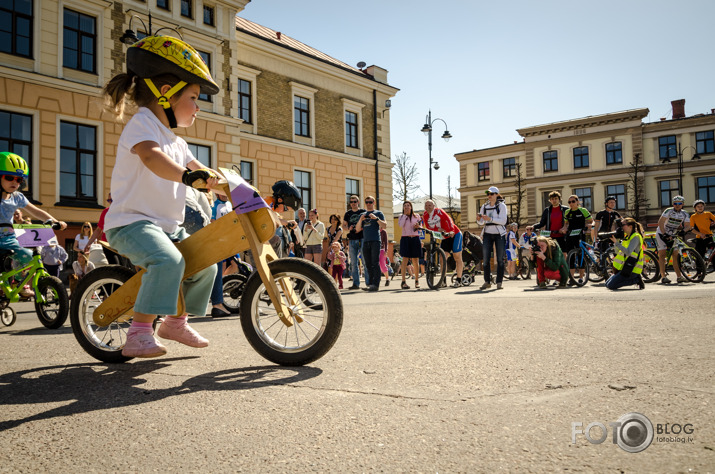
157;319;209;348
122;332;167;358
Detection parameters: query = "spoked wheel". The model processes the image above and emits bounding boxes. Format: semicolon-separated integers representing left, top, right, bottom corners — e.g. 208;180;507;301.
450;272;473;287
70;266;136;363
35;276;69;329
240;259;342;366
517;257;532;280
641;249;660;283
567;248;590;287
222;274;248;314
425;248;447;290
1;306;16;326
676;248;706;283
588;250;606;283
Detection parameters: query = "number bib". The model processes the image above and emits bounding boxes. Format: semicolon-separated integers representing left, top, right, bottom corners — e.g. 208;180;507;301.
540;230;551;237
220;167;269;215
14;225;58;247
569;229;582;237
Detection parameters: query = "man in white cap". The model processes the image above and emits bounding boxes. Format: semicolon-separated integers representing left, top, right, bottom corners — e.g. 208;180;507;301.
476;186;508;289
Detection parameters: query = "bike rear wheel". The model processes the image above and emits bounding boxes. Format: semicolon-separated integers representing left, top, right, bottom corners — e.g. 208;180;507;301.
641;249;660;283
425;248;447;290
70;265;136;363
517;256;532;280
1;306;16;326
35;276;69;329
240;259;342;366
222;273;247;314
676;248;706;283
567;248;590;286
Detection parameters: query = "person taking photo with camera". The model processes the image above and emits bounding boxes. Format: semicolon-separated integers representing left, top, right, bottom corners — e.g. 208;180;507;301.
605;217;646;290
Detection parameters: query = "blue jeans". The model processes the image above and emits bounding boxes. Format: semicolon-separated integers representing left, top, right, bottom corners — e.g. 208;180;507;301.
362;240;381;288
482;232;505;284
105;221;216;316
0;233;33;267
606;272;642;290
348;239;362;286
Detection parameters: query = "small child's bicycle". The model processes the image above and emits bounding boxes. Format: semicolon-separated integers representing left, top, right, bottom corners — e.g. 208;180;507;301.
0;223;69;328
69;170;343;365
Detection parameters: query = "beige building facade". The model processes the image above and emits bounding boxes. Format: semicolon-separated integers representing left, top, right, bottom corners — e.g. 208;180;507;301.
457;101;715;233
0;0;398;254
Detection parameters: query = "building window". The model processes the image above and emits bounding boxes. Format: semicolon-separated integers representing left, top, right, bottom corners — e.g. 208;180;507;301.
197;50;212;102
605;142;622;165
503;157;516;178
345;111;358;149
541;191;552;212
59;121;96;202
573;146;589;169
239;160;253;185
659;179;680;207
294;170;312;211
606;184;626;210
658;135;677;160
294;96;310;137
0;110;33;198
187;143;210;168
157;0;170;11
696;131;714;155
0;0;33;58
346;178;359;208
543;150;558;172
180;0;192;18
63;9;96;74
238;79;251;123
697;176;715;204
477;162;490;182
573;187;592;212
203;5;215;26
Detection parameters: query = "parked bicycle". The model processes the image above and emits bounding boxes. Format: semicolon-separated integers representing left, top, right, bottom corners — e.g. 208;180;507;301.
0;223;68;328
70;171;343;365
419;228;447;290
645;232;706;283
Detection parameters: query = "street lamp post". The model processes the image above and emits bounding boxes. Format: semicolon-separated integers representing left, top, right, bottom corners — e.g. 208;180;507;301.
420;110;452;200
662;143;701;195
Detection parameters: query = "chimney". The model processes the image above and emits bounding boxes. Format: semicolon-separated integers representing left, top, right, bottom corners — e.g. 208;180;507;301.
276;32;281;41
672;99;685;119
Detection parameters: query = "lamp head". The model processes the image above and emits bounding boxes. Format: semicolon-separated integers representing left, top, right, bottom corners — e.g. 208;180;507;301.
433;162;440;170
119;29;139;44
421;123;431;135
441;130;452;142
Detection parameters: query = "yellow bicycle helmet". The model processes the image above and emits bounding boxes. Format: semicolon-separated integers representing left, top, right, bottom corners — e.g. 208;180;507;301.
0;152;29;178
126;35;219;127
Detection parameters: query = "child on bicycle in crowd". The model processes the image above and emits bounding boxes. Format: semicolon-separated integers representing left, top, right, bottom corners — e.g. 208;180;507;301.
101;35;223;358
0;152;67;297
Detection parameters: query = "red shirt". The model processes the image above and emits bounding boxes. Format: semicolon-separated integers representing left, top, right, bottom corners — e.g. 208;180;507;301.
423;208;459;234
550;206;564;238
97;207;109;241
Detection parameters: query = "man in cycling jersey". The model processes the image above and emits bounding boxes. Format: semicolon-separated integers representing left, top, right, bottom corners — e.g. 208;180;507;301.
655;195;691;284
591;196;621;271
690;199;715;260
561;195;593;283
423;199;464;287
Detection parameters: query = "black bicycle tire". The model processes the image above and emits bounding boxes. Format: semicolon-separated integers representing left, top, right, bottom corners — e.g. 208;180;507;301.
34;276;69;329
425;248;447;290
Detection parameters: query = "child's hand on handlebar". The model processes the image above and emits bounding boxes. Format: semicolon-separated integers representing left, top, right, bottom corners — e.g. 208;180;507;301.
182;168;219;191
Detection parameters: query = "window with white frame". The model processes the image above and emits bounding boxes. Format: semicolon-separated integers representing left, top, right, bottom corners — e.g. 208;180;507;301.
346;178;360;208
59;121;97;202
294;170;312;211
239;160;253;185
290;82;317;145
0;110;34;198
0;0;33;58
63;8;96;74
187;143;211;168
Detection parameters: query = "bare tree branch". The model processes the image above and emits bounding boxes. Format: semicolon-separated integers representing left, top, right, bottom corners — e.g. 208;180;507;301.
392;152;419;203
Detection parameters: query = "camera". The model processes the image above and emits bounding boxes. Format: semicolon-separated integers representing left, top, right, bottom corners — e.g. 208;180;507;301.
529;235;540;254
287;222;296;229
597;218;624;240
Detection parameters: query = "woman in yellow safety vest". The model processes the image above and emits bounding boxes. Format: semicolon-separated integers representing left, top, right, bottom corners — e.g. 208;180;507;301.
605;217;645;290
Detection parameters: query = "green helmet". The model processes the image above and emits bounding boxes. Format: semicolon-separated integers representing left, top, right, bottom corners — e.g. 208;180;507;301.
0;152;29;177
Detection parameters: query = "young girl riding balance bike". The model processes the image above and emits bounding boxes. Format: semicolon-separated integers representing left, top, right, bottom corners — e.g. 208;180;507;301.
101;35;222;358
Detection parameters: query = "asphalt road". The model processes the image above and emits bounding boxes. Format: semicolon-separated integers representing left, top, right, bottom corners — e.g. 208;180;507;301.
0;273;713;472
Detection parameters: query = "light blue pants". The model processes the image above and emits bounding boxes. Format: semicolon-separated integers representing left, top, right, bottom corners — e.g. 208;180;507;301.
105;220;216;316
0;233;33;267
348;239;362;286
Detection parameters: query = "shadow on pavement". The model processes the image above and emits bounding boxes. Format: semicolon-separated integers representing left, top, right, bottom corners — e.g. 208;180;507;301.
0;359;321;431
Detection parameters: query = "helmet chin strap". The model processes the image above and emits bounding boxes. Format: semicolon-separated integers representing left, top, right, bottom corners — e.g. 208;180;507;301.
144;78;187;128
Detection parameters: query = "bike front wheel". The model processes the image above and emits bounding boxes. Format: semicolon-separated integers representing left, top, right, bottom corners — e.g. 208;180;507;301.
70;265;136;363
567;248;590;287
240;259;342;366
517;257;532;280
676;248;706;283
35;276;69;329
641;249;660;283
425;248;447;290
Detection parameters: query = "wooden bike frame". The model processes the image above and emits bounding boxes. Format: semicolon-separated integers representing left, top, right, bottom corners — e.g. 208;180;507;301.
91;183;302;327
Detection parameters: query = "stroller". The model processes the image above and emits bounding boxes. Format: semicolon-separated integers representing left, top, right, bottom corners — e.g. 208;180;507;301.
450;231;483;286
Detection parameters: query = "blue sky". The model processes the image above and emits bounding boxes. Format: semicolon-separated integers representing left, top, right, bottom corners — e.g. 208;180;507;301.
240;0;715;201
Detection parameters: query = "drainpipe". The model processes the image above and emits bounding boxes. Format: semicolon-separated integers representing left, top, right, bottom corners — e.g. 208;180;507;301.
373;89;379;208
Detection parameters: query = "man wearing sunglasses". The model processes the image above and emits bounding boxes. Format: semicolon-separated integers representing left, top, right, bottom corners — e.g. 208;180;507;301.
355;196;386;292
655;195;691;284
343;195;366;289
561;195;593;284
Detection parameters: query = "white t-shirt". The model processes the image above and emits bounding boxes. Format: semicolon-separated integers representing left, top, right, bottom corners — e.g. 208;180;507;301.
104;108;194;233
657;207;690;235
75;234;90;252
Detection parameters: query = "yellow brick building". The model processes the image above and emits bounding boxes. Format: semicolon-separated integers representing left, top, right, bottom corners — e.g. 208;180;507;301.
457;101;715;233
0;0;398;254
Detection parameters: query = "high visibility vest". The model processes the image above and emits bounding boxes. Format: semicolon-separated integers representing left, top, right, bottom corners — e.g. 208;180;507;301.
613;233;644;275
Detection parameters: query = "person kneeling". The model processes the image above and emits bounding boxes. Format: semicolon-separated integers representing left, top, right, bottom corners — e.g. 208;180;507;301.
533;236;569;289
605;218;645;290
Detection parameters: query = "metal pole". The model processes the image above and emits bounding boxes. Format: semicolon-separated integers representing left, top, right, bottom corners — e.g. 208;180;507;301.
678;142;683;195
427;110;433;200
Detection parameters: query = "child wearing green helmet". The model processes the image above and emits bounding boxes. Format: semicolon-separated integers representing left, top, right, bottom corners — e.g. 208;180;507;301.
0;152;67;297
101;35;223;358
